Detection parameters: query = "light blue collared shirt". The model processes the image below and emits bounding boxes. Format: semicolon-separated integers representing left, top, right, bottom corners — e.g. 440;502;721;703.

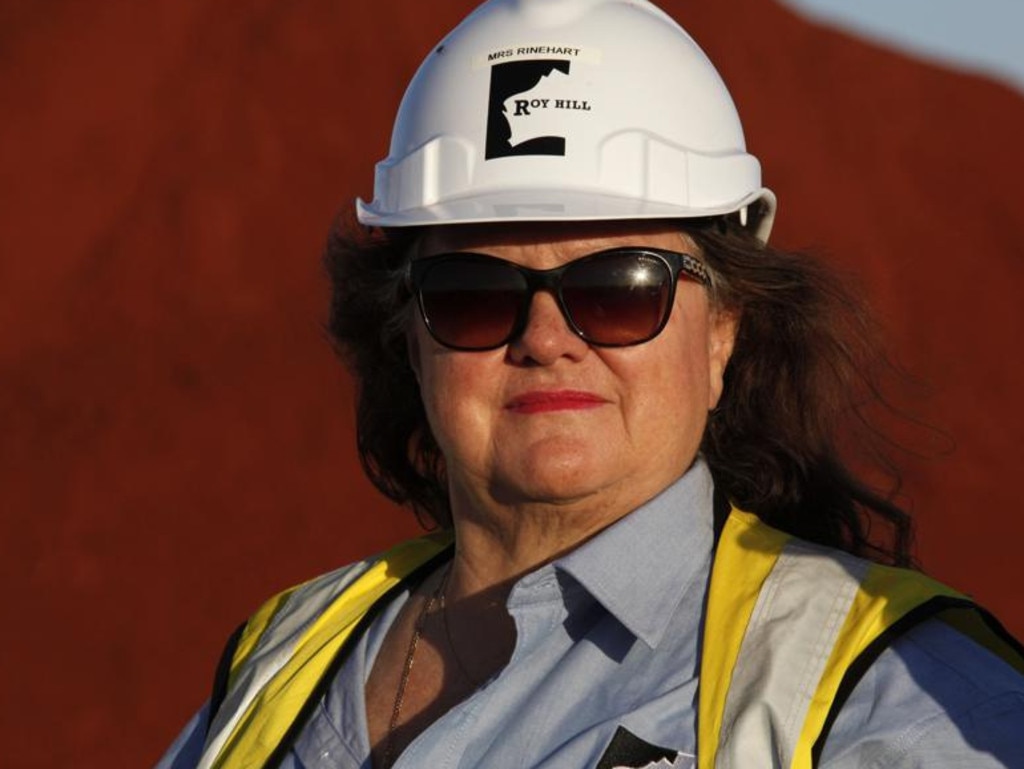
158;461;1024;768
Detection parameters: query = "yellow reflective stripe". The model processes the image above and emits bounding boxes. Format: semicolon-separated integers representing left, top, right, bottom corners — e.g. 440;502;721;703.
790;562;961;767
212;533;453;769
698;508;790;769
229;583;307;690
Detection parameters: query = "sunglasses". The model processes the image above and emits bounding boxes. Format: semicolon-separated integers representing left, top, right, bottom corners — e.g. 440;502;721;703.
406;247;710;351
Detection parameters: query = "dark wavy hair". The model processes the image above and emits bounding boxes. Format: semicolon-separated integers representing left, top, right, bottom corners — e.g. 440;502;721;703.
324;215;914;567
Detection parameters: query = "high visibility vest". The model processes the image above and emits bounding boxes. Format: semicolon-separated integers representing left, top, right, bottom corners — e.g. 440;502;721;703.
196;511;1024;769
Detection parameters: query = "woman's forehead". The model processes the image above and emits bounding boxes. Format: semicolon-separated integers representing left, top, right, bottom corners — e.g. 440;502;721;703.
414;219;694;256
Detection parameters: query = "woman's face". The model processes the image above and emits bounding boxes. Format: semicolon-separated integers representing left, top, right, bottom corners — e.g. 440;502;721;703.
408;220;736;522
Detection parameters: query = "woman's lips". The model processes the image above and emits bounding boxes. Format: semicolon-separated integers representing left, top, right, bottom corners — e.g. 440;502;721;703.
505;390;608;414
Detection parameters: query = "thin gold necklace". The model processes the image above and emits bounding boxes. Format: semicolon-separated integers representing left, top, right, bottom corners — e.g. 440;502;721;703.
439;577;482;687
381;565;450;769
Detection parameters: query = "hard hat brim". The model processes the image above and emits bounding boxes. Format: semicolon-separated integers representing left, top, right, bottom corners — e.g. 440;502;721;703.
356;187;776;242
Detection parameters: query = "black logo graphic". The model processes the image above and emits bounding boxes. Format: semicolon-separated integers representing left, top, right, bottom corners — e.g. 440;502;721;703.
485;59;570;159
594;726;679;769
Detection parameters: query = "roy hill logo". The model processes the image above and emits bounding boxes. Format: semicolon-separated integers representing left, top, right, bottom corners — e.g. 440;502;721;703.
485;56;593;160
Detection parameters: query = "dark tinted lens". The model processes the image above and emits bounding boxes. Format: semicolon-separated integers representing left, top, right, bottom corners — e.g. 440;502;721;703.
561;252;671;345
418;258;527;350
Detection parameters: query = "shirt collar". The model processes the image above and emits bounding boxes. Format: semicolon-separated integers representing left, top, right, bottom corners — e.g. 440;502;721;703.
554;459;716;649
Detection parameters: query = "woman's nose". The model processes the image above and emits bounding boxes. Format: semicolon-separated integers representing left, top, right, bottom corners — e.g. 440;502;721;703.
506;291;590;365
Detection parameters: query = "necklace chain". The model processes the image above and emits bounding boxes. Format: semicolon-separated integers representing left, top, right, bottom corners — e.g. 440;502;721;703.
380;563;487;768
381;565;449;769
439;579;481;687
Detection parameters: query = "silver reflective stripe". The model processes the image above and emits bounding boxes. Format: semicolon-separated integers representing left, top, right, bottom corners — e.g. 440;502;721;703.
714;539;868;769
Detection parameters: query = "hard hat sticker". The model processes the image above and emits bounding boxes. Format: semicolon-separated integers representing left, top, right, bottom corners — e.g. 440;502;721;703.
473;45;602;68
485;59;592;160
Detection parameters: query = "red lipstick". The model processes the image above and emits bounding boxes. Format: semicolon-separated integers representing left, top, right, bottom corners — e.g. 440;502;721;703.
505;390;608;414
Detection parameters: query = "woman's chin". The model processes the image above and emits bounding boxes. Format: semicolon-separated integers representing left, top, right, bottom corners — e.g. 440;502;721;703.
486;449;621;509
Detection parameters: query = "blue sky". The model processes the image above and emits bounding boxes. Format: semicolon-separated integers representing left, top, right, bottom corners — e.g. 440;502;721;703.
778;0;1024;93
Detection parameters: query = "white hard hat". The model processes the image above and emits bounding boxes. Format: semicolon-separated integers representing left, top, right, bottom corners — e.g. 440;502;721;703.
357;0;777;241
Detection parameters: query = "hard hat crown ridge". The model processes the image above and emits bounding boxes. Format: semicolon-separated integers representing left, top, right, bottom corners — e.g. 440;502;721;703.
510;0;676;29
357;0;776;240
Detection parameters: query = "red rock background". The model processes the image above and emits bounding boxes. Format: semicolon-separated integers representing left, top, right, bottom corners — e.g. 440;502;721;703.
2;0;1022;766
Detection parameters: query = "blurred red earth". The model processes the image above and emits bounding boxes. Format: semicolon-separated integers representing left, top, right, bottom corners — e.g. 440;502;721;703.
1;1;1022;766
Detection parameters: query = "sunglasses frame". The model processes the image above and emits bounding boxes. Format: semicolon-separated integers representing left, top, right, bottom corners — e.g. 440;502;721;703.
406;247;711;351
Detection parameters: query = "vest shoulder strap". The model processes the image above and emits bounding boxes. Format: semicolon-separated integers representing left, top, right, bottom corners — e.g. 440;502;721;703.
698;510;963;769
200;532;453;769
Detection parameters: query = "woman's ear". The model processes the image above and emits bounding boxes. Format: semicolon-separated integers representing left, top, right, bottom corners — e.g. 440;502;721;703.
707;308;738;410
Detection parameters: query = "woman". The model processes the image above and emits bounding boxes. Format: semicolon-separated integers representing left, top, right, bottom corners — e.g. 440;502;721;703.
158;0;1024;767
